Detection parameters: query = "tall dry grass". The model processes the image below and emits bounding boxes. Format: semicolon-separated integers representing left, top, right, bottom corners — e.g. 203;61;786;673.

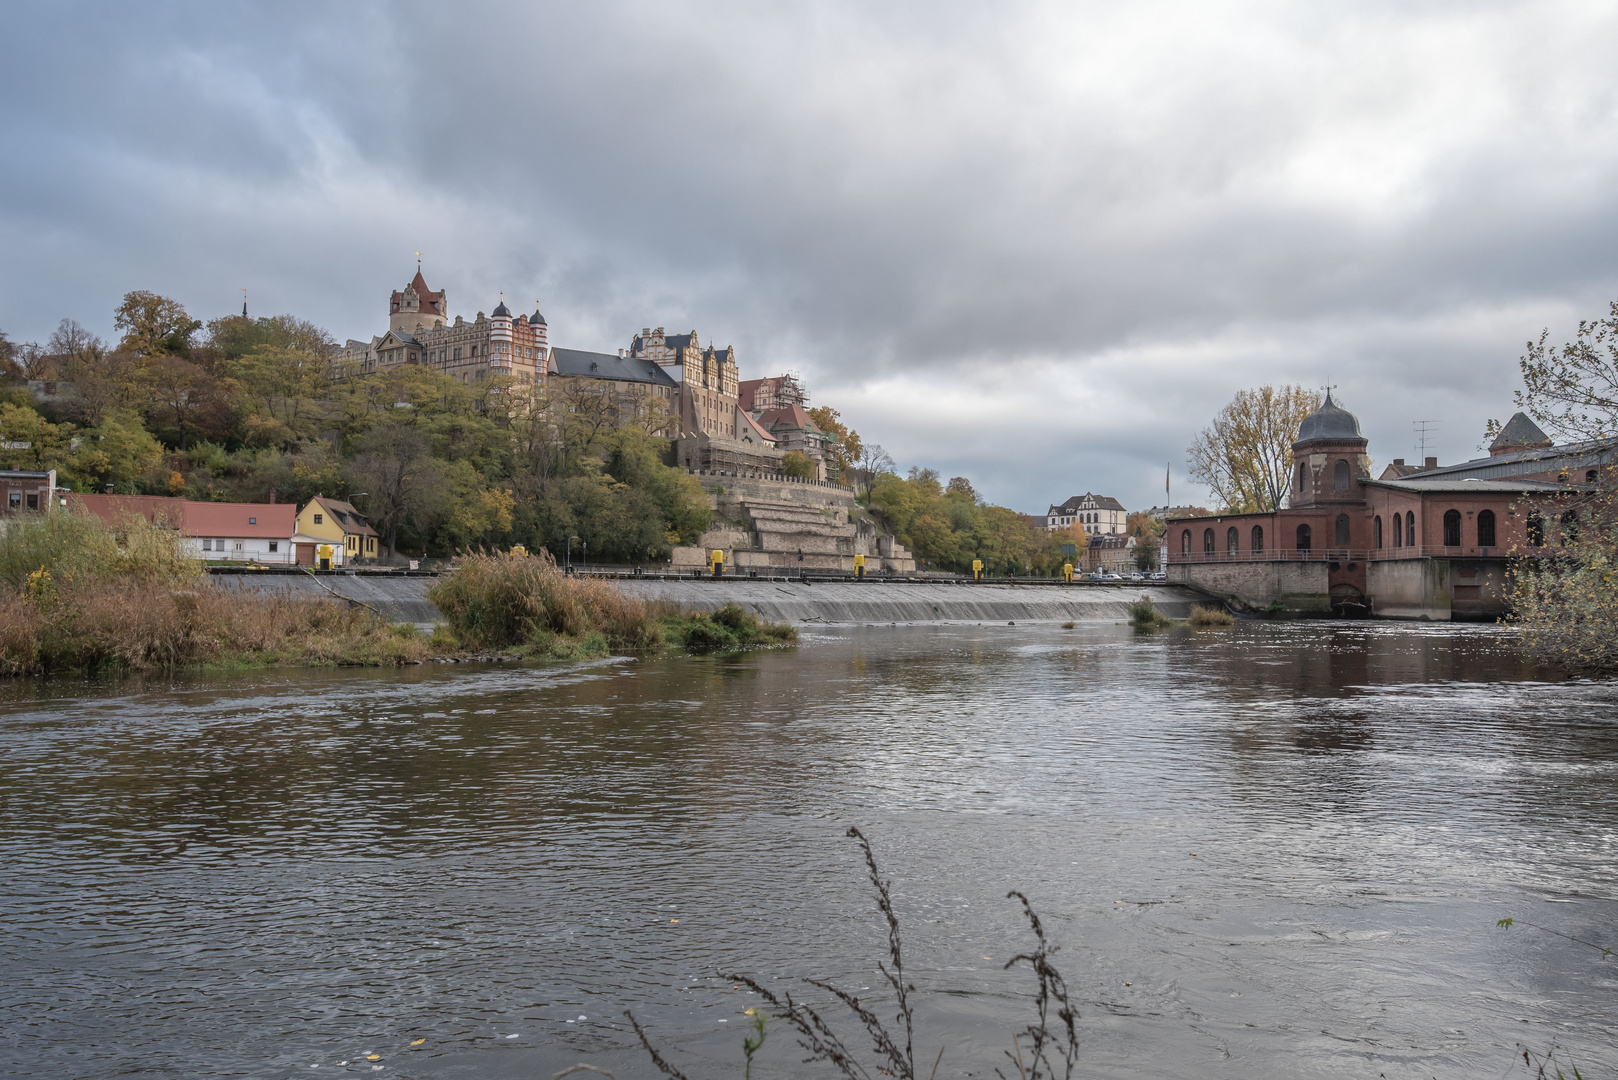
0;511;428;675
428;549;663;653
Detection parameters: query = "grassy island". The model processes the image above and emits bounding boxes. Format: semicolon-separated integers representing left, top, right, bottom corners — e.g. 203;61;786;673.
0;517;794;676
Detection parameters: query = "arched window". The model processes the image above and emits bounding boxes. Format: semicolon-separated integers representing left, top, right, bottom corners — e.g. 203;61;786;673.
1296;523;1311;551
1393;513;1402;547
1181;529;1192;555
1252;525;1264;552
1443;509;1461;547
1527;512;1544;547
1333;459;1350;490
1587;469;1599;483
1407;511;1416;547
1561;509;1579;546
1335;514;1350;546
1477;509;1496;547
1374;515;1383;548
1297;462;1306;491
1203;528;1215;554
1227;526;1239;554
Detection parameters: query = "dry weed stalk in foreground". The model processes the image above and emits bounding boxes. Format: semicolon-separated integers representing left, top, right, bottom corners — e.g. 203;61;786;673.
628;827;1077;1080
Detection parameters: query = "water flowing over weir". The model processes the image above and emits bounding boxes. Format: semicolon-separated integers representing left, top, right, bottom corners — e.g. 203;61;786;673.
614;579;1200;623
213;571;1202;625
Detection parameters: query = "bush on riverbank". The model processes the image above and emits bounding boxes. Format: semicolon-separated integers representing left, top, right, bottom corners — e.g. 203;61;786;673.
0;514;429;675
1188;604;1236;626
427;551;797;657
1129;595;1172;630
1508;480;1618;674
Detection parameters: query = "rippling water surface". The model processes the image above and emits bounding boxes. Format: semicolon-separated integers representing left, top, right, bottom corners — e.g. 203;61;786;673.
2;621;1616;1079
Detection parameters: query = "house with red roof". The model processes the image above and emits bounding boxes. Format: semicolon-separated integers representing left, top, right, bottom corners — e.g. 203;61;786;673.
66;494;299;564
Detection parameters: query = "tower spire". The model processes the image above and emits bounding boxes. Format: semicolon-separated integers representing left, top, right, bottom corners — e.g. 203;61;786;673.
242;288;247;319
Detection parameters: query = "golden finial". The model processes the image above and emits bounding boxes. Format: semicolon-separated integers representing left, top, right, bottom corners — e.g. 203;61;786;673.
415;250;422;268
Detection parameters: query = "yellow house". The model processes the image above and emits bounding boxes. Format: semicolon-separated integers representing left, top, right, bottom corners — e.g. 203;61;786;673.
295;496;380;565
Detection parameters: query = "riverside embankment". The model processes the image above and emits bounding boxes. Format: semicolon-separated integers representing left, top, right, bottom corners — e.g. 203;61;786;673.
214;570;1202;625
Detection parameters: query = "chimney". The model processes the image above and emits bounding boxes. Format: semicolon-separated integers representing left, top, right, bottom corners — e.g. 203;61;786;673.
1393;458;1405;467
1424;456;1438;469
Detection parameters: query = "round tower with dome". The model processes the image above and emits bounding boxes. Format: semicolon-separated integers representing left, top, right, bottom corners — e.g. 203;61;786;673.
1291;391;1370;508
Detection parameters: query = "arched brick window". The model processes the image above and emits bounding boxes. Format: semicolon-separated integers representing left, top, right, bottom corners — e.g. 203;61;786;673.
1296;523;1311;551
1227;526;1239;554
1251;525;1264;552
1406;511;1416;547
1393;513;1402;547
1203;528;1215;554
1443;509;1461;547
1297;462;1306;491
1374;515;1383;548
1587;469;1599;483
1477;509;1496;547
1561;509;1579;546
1335;514;1350;546
1181;529;1192;555
1334;459;1350;490
1527;512;1544;547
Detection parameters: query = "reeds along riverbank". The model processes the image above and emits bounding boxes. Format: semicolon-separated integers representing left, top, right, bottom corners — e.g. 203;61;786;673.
0;513;429;676
426;551;797;659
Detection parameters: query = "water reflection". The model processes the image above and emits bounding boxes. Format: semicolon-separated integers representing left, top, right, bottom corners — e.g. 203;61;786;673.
0;622;1615;1079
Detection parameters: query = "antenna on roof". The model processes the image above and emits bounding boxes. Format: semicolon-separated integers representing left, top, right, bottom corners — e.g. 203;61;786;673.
1414;420;1439;459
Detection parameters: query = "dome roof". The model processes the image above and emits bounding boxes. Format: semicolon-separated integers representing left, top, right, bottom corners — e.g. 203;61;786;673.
1296;391;1363;443
530;309;546;326
491;300;511;317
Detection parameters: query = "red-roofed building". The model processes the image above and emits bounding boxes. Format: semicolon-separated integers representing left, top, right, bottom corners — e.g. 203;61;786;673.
66;494;299;564
757;404;831;480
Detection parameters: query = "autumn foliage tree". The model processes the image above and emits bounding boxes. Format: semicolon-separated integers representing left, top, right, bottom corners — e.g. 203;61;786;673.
1186;385;1320;513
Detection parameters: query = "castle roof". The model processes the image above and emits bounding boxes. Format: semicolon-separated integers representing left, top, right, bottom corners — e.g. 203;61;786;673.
1296;391;1364;443
405;271;444;314
530;309;546;326
491;300;510;317
552;347;680;387
759;404;821;433
1490;411;1552;452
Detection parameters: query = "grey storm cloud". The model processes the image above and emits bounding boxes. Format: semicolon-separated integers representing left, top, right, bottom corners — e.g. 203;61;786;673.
4;0;1618;511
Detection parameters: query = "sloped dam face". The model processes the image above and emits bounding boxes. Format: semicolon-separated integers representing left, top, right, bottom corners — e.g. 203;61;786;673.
613;579;1199;624
216;573;1200;626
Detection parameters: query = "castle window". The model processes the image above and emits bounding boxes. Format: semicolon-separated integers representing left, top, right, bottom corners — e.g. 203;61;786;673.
1226;526;1239;554
1251;525;1264;552
1334;459;1350;490
1335;514;1350;546
1203;528;1215;554
1477;509;1496;547
1296;524;1311;551
1443;509;1461;546
1393;513;1402;546
1374;515;1383;548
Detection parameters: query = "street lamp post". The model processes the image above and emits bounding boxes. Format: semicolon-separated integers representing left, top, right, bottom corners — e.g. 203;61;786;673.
568;535;579;574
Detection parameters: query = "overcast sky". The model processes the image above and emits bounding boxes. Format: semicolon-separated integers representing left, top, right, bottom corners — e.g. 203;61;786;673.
4;1;1618;512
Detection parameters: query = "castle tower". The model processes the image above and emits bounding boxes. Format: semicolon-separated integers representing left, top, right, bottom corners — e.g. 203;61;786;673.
489;297;513;371
1291;392;1370;508
529;305;548;357
390;270;448;334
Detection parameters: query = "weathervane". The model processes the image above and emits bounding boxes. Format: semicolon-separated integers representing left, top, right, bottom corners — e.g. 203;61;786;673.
415;250;422;269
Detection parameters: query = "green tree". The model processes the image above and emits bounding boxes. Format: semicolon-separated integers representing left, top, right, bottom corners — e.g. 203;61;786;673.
781;450;817;479
115;291;201;358
808;406;861;482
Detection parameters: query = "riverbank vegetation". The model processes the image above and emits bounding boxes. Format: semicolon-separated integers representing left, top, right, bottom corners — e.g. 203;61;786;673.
1504;298;1618;674
862;467;1073;576
0;513;429;676
1128;595;1173;630
426;550;796;660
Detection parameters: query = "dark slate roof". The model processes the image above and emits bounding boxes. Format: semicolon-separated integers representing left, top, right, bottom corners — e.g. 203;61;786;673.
1490;411;1551;451
1396;438;1618;482
1049;493;1125;514
491;300;511;317
1296;391;1364;443
551;347;680;387
530;309;546;326
1365;478;1573;495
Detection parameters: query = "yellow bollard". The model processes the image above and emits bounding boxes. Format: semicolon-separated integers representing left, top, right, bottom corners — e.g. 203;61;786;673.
510;544;528;557
854;553;865;579
317;544;334;571
711;548;725;578
972;558;983;581
1063;562;1074;583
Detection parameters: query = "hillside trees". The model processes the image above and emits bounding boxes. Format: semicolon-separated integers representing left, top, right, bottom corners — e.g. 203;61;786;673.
1187;385;1320;513
808;406;861;482
866;465;1066;575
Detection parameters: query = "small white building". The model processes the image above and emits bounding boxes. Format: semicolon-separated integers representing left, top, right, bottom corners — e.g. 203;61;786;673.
66;495;299;564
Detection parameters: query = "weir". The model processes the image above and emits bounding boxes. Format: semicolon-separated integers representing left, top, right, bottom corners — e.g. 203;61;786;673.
213;571;1203;626
613;579;1201;624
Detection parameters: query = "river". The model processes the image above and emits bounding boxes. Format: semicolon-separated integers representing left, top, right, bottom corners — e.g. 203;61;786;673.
1;620;1615;1078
